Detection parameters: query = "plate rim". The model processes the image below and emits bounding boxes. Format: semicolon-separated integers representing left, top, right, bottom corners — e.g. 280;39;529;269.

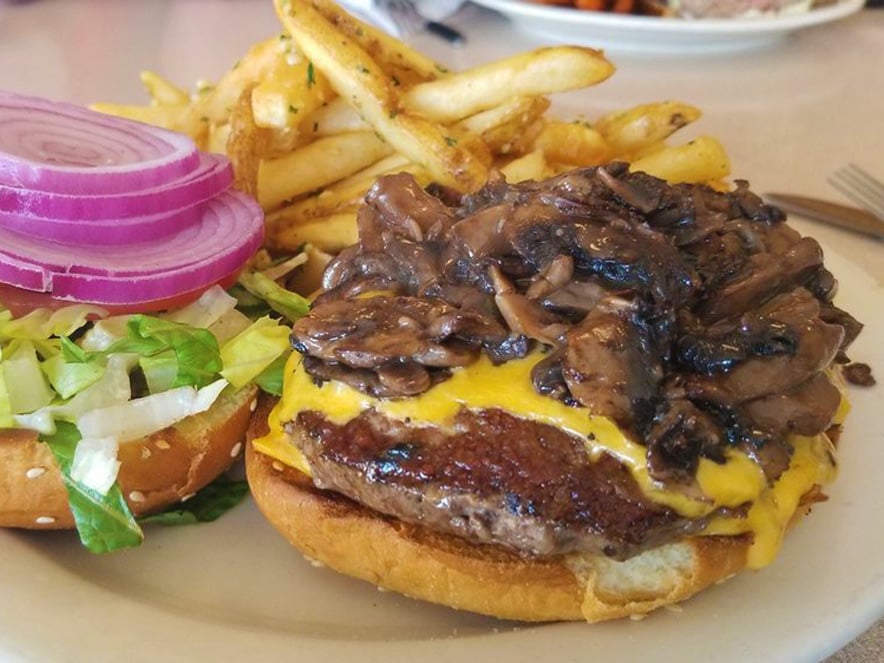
469;0;866;37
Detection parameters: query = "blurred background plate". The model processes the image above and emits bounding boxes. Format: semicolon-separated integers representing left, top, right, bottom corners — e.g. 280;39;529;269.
469;0;865;53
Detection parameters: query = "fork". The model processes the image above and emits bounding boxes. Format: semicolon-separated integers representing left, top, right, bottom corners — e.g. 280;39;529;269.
828;163;884;221
374;0;466;45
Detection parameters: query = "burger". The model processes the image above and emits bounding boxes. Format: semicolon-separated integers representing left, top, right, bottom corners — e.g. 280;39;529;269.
246;164;863;622
0;91;306;552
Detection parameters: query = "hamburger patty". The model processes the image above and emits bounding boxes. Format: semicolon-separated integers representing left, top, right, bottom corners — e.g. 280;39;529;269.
291;408;707;559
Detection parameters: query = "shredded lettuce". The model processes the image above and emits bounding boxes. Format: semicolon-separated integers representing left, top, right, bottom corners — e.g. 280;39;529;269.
2;341;55;414
0;304;105;341
40;422;143;554
70;435;121;496
161;284;238;328
220;316;291;389
1;259;308;553
0;351;13;428
237;269;311;323
41;333;106;399
78;315;132;352
76;378;228;443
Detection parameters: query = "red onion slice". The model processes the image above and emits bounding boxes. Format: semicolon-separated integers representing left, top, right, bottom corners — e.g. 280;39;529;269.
0;205;202;246
0;252;46;293
0;152;232;225
0;91;200;194
0;190;264;305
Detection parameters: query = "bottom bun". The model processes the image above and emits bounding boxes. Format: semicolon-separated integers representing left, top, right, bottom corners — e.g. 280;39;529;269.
0;384;259;530
245;398;753;622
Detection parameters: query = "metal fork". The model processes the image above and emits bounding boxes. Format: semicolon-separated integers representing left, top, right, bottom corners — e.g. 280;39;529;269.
828;163;884;220
374;0;465;45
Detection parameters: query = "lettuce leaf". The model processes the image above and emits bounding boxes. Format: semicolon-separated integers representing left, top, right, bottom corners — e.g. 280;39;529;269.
103;315;222;389
138;478;249;526
40;421;143;554
253;354;287;396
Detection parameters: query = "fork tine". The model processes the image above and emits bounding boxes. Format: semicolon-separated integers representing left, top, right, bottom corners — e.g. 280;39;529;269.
378;0;421;34
829;163;884;219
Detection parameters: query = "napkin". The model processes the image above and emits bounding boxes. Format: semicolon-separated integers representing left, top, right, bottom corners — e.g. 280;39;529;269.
337;0;465;36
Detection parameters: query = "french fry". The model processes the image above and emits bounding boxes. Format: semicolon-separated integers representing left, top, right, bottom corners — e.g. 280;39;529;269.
197;37;289;125
250;54;335;131
140;71;189;107
334;152;411;189
227;90;275;196
499;149;550;183
299;97;369;138
458;96;551;155
267;157;431;227
502;117;549;158
532;120;610;167
308;0;446;86
594;101;701;157
274;0;488;191
270;210;360;253
629;135;731;184
89;102;207;145
458;96;550;136
257;130;394;210
206;122;232;155
402;47;615;124
96;0;734;275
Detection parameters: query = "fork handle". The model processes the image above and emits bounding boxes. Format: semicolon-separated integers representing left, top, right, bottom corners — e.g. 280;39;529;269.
425;20;465;45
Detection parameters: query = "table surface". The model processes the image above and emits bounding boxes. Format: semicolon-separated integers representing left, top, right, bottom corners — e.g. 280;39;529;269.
0;1;881;661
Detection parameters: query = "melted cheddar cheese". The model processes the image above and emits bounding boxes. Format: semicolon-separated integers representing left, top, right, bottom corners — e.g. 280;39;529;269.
254;350;840;569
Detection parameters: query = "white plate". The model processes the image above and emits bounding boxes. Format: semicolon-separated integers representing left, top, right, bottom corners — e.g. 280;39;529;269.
469;0;865;52
1;247;883;662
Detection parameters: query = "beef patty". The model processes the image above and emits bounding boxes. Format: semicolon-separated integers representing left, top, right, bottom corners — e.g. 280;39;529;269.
292;408;707;559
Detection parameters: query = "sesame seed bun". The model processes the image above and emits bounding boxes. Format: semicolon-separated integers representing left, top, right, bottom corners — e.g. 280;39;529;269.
0;384;259;530
245;395;760;623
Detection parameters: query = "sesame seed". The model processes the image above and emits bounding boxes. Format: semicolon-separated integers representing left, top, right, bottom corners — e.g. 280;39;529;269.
249;399;258;412
35;516;55;525
272;461;284;472
26;467;47;479
155;440;171;450
141;447;152;459
181;492;196;502
129;491;146;503
230;442;243;458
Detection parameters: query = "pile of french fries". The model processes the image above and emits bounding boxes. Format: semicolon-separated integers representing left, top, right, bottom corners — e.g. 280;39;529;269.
92;0;730;293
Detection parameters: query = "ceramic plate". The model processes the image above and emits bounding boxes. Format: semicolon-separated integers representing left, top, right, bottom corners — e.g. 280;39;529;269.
0;248;882;662
470;0;865;52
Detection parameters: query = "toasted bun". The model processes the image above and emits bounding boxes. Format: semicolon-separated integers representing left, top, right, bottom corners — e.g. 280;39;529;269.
245;396;754;622
0;384;259;530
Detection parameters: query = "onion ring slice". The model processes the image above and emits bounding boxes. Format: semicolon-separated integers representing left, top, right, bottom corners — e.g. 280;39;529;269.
0;91;200;194
0;190;264;305
0;152;231;226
